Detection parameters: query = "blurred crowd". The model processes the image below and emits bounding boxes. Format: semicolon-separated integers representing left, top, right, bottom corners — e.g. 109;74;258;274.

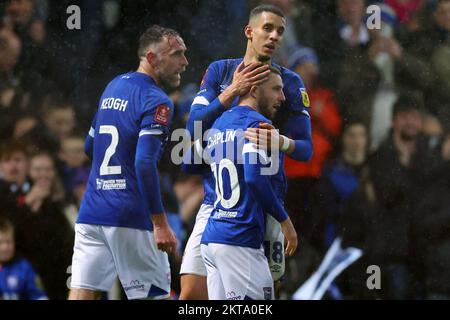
0;0;449;300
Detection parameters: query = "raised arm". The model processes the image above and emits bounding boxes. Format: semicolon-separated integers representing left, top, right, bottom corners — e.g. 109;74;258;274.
186;61;270;136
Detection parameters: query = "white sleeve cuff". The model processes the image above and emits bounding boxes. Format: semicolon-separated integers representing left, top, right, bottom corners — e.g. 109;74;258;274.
139;129;163;137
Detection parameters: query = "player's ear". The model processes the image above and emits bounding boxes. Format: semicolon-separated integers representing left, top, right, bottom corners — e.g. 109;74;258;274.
244;24;252;40
250;85;258;99
146;51;158;68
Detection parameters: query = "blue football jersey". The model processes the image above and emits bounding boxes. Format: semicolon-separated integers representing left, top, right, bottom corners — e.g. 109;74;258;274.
77;72;174;231
0;258;47;300
190;58;310;205
201;106;276;249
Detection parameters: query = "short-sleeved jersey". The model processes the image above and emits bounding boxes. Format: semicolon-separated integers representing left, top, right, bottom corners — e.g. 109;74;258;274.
77;72;174;231
201;106;275;249
0;258;47;300
192;58;310;205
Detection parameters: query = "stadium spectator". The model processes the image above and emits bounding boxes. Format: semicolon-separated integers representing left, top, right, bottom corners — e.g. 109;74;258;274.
0;28;21;83
284;46;342;237
336;161;383;300
0;217;48;300
336;0;370;48
0;28;30;111
286;47;342;178
12;113;39;140
411;131;450;299
41;95;76;142
334;1;381;126
57;134;89;200
398;0;450;111
0;140;31;220
19;93;76;154
368;92;435;299
27;152;65;207
402;0;449;58
19;151;74;300
314;120;369;253
331;121;385;299
3;0;46;44
314;0;374;88
422;113;444;149
0;82;18;139
260;0;313;65
189;0;249;67
0;146;74;300
367;3;435;149
429;0;450;103
384;0;425;25
0;25;49;114
281;102;348;300
3;0;55;82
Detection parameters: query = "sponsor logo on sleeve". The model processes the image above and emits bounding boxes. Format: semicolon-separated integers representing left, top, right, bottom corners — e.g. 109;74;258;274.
300;88;310;108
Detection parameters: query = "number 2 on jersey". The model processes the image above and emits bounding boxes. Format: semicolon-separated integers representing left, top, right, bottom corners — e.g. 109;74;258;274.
99;125;121;176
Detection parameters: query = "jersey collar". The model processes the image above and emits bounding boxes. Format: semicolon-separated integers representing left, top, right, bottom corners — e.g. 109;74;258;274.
133;71;157;85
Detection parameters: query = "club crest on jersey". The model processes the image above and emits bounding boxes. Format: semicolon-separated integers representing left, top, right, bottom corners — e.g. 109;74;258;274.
154;104;170;125
300;88;310;108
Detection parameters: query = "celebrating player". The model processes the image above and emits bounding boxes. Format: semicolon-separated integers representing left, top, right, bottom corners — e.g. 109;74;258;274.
200;67;297;300
180;4;312;300
68;25;188;300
